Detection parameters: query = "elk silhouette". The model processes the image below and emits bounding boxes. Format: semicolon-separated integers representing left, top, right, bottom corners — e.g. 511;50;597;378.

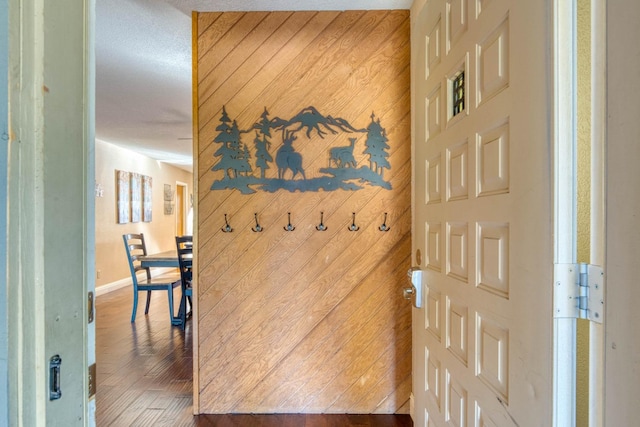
329;137;357;168
276;130;306;180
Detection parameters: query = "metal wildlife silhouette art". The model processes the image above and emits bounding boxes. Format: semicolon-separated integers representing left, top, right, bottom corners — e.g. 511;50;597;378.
209;106;392;194
275;130;305;180
329;137;357;169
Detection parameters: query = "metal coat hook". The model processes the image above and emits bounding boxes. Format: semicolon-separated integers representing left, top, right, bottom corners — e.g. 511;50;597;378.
284;212;295;231
221;214;233;233
251;213;263;232
379;212;391;232
348;212;360;231
316;212;328;231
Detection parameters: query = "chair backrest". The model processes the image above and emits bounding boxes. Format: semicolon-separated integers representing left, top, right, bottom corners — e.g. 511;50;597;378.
175;235;193;285
123;233;151;286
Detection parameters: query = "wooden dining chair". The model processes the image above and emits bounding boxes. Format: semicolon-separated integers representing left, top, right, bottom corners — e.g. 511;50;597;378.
122;233;181;323
175;235;193;330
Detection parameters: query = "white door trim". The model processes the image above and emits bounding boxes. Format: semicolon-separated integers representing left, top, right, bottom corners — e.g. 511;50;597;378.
8;1;50;423
553;1;579;426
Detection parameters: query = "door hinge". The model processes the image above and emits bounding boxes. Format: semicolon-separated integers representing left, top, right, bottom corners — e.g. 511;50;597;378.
554;263;604;323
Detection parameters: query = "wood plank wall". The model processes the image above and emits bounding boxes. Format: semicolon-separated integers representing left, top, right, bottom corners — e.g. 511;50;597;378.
194;10;411;414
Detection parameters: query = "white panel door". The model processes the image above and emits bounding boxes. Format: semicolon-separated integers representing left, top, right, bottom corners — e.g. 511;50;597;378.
412;0;554;425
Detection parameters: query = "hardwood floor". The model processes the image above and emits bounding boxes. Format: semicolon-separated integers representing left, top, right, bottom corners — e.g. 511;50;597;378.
96;286;413;426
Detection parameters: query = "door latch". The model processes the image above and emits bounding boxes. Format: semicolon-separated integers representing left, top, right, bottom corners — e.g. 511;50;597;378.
403;267;424;308
49;355;62;400
88;291;94;324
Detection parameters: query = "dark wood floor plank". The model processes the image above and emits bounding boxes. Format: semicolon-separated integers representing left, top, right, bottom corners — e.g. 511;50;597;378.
154;395;193;427
98;388;146;425
109;390;162;426
96;286;412;426
130;408;164;427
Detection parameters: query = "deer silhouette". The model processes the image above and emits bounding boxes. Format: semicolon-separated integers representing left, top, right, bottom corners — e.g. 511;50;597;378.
329;137;357;168
276;130;306;180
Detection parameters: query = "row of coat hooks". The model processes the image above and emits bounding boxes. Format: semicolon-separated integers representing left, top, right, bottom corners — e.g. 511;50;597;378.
221;212;391;233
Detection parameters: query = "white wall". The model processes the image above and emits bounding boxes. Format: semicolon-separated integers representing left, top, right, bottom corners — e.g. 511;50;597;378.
95;139;193;289
605;0;640;423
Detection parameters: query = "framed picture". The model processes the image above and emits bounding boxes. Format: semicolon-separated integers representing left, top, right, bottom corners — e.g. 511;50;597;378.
116;170;130;224
130;173;142;223
143;175;153;222
163;184;174;215
164;184;173;201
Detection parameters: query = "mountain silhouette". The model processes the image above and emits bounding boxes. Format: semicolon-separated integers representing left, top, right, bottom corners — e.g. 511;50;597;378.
275;106;366;139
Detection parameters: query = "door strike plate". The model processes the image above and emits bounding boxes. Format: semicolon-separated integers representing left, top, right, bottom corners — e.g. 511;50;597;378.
88;291;94;324
88;363;96;399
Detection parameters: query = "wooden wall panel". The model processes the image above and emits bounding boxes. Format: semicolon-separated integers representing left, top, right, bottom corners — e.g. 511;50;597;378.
195;11;411;414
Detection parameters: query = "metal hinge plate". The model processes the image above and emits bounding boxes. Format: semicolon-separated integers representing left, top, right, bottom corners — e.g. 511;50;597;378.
88;363;96;399
88;291;94;324
554;263;604;323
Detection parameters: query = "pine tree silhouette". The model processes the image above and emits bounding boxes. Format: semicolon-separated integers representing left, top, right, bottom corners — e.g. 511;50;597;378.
255;107;275;137
237;143;252;176
254;132;272;179
212;107;239;179
225;120;246;178
363;112;391;175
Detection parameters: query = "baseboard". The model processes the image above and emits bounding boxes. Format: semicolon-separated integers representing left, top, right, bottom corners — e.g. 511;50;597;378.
96;277;131;296
410;392;415;421
96;268;175;296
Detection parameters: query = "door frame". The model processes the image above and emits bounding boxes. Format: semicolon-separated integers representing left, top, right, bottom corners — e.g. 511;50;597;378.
175;181;189;237
553;1;579;425
588;0;605;425
7;0;95;425
0;0;9;423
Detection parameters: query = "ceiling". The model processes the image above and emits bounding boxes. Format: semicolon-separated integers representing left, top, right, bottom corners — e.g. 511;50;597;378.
95;0;413;173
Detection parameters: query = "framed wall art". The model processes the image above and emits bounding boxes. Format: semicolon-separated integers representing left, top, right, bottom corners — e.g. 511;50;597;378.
164;184;174;215
143;175;153;222
116;170;130;224
130;173;142;223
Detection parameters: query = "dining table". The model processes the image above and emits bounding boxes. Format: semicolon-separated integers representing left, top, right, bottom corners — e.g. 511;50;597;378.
139;250;192;326
139;250;183;268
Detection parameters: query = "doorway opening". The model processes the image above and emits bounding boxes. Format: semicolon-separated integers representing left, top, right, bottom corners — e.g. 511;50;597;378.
175;181;189;237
